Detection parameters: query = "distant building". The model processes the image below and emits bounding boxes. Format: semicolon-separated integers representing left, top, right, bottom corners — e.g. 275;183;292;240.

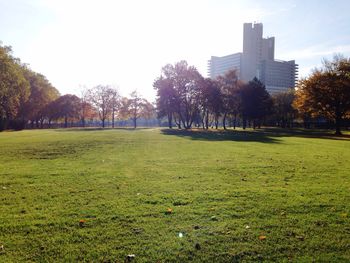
208;23;298;93
208;53;242;81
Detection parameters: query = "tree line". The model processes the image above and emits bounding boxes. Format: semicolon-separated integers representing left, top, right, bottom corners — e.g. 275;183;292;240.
154;57;350;135
1;42;350;134
0;43;155;130
153;61;273;130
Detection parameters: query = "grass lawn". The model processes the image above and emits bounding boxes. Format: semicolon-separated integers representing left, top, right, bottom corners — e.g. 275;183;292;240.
0;128;349;262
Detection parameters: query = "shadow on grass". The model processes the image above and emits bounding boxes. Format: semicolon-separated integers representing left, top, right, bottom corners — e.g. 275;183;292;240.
161;127;350;142
52;127;350;142
260;128;350;141
161;129;281;143
54;127;154;132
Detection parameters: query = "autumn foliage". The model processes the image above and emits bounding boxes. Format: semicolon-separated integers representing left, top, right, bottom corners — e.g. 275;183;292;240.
294;55;350;134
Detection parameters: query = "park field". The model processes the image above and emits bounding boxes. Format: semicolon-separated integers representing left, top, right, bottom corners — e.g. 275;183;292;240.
0;128;350;262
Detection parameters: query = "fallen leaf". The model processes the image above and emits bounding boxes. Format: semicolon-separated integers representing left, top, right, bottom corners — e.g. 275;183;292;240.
259;235;266;240
79;219;86;227
165;208;173;215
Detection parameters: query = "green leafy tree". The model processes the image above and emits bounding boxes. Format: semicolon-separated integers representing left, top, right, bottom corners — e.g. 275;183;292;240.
22;68;59;128
217;70;241;129
0;44;30;130
54;94;81;128
240;78;272;129
272;89;296;128
42;99;60;128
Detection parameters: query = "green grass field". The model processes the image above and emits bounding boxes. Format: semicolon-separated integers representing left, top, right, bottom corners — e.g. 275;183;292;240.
0;128;349;262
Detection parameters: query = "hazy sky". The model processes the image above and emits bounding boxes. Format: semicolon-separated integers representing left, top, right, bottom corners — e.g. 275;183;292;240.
1;0;350;100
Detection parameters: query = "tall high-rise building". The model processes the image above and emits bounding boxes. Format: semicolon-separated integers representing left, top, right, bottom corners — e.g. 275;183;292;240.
208;23;298;93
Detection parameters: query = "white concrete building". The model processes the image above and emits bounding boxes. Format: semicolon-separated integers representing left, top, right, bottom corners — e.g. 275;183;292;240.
208;23;298;93
208;53;242;79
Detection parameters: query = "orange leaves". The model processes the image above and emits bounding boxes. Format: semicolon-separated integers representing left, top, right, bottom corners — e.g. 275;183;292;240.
258;235;266;241
165;208;173;215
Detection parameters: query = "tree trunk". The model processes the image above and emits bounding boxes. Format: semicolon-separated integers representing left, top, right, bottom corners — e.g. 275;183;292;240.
223;113;227;130
335;116;342;135
102;119;105;128
233;114;237;129
133;117;137;129
174;115;181;129
168;113;172;129
205;110;209;130
112;109;115;128
242;117;247;130
1;117;9;130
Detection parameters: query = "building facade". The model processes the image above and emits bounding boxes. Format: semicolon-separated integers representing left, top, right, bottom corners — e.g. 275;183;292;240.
207;53;242;79
208;23;298;93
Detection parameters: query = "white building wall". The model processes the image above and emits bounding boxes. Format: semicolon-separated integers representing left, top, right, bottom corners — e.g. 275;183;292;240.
208;53;242;79
208;23;298;93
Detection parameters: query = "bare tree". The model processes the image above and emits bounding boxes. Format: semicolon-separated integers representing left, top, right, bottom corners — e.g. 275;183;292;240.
79;86;90;127
110;88;121;128
119;90;153;128
88;85;118;128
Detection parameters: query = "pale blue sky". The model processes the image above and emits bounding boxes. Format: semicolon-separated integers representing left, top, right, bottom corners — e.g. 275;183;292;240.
1;0;350;100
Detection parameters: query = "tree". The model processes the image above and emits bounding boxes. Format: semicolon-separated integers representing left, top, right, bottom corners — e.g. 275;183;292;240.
88;85;116;128
153;76;177;128
79;87;98;127
272;89;296;128
128;90;148;128
21;68;59;128
118;96;132;125
54;94;81;128
156;61;203;129
42;99;60;128
217;70;241;129
0;44;30;130
199;78;222;129
240;78;272;129
294;55;350;135
141;100;156;120
119;91;154;128
110;88;120;128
